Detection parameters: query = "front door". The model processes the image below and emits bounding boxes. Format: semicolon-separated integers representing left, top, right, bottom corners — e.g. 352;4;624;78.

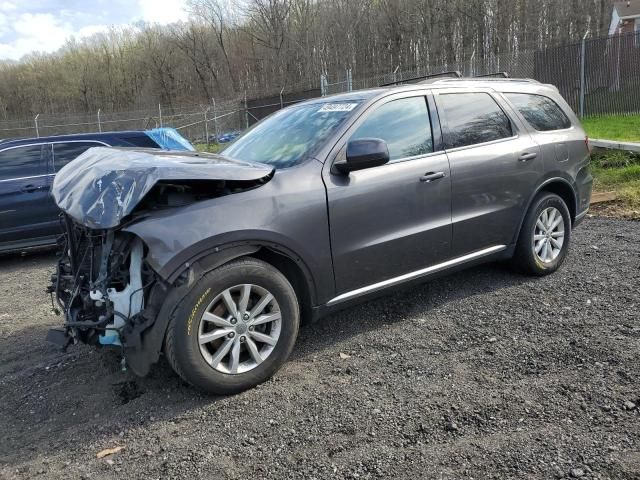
324;93;452;296
0;144;54;247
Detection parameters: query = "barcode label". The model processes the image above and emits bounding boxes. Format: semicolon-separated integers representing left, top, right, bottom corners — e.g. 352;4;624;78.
318;103;358;112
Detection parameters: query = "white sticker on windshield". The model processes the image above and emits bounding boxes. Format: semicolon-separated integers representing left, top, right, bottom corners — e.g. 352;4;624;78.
318;103;358;113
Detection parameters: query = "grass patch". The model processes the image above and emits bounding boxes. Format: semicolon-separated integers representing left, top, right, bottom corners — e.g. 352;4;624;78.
582;115;640;142
194;142;224;154
591;149;640;217
618;180;640;208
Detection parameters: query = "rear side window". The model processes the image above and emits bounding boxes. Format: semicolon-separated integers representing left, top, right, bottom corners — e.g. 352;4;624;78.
350;96;433;161
439;93;513;149
0;145;44;181
53;142;104;171
505;93;572;131
121;134;160;148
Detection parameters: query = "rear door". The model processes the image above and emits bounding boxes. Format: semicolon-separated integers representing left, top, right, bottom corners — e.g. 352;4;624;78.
52;141;106;172
433;89;542;256
324;92;452;296
0;144;53;246
42;141;109;234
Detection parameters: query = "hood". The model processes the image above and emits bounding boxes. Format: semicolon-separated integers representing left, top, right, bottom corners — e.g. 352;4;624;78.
52;147;274;229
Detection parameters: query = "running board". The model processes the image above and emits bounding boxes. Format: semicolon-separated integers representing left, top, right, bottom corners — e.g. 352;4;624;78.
326;245;507;306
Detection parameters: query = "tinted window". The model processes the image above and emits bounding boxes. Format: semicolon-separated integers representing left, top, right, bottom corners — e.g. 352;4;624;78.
440;93;513;149
350;97;433;161
223;102;360;168
122;134;160;148
53;142;103;171
0;145;44;181
505;93;572;131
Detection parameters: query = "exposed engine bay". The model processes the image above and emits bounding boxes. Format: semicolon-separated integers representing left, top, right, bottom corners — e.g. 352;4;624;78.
47;147;275;374
48;215;157;350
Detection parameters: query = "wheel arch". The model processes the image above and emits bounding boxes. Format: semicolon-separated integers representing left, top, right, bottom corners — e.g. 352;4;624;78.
538;179;577;222
513;177;577;245
124;240;318;377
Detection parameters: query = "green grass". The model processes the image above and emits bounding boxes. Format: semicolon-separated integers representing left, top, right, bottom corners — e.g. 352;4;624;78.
591;150;640;212
194;142;224;154
582;115;640;142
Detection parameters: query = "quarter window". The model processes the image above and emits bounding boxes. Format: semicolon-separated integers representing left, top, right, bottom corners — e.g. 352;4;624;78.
439;93;513;149
53;142;103;171
505;93;572;131
350;97;433;161
0;145;44;181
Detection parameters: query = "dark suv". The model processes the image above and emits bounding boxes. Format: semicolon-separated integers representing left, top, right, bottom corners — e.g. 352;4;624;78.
49;79;592;394
0;128;194;253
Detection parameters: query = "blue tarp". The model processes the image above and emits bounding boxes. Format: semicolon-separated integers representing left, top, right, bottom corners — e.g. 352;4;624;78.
145;127;195;151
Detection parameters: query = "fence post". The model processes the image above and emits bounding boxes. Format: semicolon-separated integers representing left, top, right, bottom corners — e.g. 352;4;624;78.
203;107;209;147
393;65;399;84
579;30;589;118
97;109;102;132
212;98;219;143
158;103;163;127
280;87;285;109
320;73;327;96
244;91;249;129
347;68;353;92
34;113;40;137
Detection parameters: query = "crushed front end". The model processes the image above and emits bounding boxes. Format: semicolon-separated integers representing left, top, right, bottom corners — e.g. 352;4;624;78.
48;214;157;354
46;147;275;375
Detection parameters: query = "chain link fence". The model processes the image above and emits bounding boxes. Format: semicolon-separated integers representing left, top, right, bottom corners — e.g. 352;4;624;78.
323;31;640;119
0;31;637;144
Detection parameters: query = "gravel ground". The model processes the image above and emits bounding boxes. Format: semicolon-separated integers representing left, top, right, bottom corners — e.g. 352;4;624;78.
0;216;639;480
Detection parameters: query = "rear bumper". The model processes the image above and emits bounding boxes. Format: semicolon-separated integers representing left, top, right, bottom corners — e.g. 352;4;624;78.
575;165;593;226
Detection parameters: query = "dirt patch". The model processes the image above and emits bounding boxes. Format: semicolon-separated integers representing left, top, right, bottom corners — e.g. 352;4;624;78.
589;202;640;220
0;217;639;479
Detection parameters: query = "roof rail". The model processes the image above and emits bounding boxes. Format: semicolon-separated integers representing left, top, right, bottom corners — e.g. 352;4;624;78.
475;72;510;78
380;70;462;87
422;77;541;85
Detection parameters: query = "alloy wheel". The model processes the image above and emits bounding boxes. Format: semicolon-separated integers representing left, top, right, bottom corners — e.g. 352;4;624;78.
533;206;565;264
197;284;282;374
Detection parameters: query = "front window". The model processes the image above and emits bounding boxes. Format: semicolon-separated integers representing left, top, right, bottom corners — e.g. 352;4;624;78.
350;96;434;161
222;102;361;168
0;145;45;180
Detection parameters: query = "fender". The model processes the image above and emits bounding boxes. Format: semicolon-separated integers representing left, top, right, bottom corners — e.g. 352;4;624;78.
124;241;319;376
158;234;321;305
512;175;577;245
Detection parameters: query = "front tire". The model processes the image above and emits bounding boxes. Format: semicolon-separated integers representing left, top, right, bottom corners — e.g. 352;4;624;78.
165;257;299;394
512;192;571;276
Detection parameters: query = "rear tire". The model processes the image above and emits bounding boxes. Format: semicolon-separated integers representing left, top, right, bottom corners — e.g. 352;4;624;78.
512;192;571;276
165;257;299;394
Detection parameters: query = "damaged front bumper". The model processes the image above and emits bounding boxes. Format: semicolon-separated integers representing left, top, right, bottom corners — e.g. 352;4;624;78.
47;147;275;374
48;215;162;361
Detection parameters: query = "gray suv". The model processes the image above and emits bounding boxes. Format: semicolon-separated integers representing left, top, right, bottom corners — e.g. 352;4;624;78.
49;78;592;394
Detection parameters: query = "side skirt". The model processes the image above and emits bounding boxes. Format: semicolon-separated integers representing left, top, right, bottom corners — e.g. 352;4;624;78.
311;244;513;321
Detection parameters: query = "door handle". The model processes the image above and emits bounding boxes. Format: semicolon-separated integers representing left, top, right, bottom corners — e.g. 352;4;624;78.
21;184;43;193
420;171;445;183
519;152;537;162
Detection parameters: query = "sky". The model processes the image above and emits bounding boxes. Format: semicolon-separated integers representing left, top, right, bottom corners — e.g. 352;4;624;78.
0;0;189;61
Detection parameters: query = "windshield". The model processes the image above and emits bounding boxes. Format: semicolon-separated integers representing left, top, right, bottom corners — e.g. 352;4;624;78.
222;101;361;168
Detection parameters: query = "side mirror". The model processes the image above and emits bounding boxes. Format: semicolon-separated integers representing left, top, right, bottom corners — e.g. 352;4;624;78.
334;138;390;174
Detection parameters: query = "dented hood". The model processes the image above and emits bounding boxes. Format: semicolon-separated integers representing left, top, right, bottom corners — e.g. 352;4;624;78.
52;147;274;229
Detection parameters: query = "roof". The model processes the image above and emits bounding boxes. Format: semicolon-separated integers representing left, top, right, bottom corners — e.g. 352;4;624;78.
0;130;151;146
293;78;559;110
614;0;640;18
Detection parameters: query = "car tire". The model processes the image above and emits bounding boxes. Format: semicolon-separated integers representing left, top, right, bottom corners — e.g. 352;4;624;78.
164;257;299;394
512;192;572;276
